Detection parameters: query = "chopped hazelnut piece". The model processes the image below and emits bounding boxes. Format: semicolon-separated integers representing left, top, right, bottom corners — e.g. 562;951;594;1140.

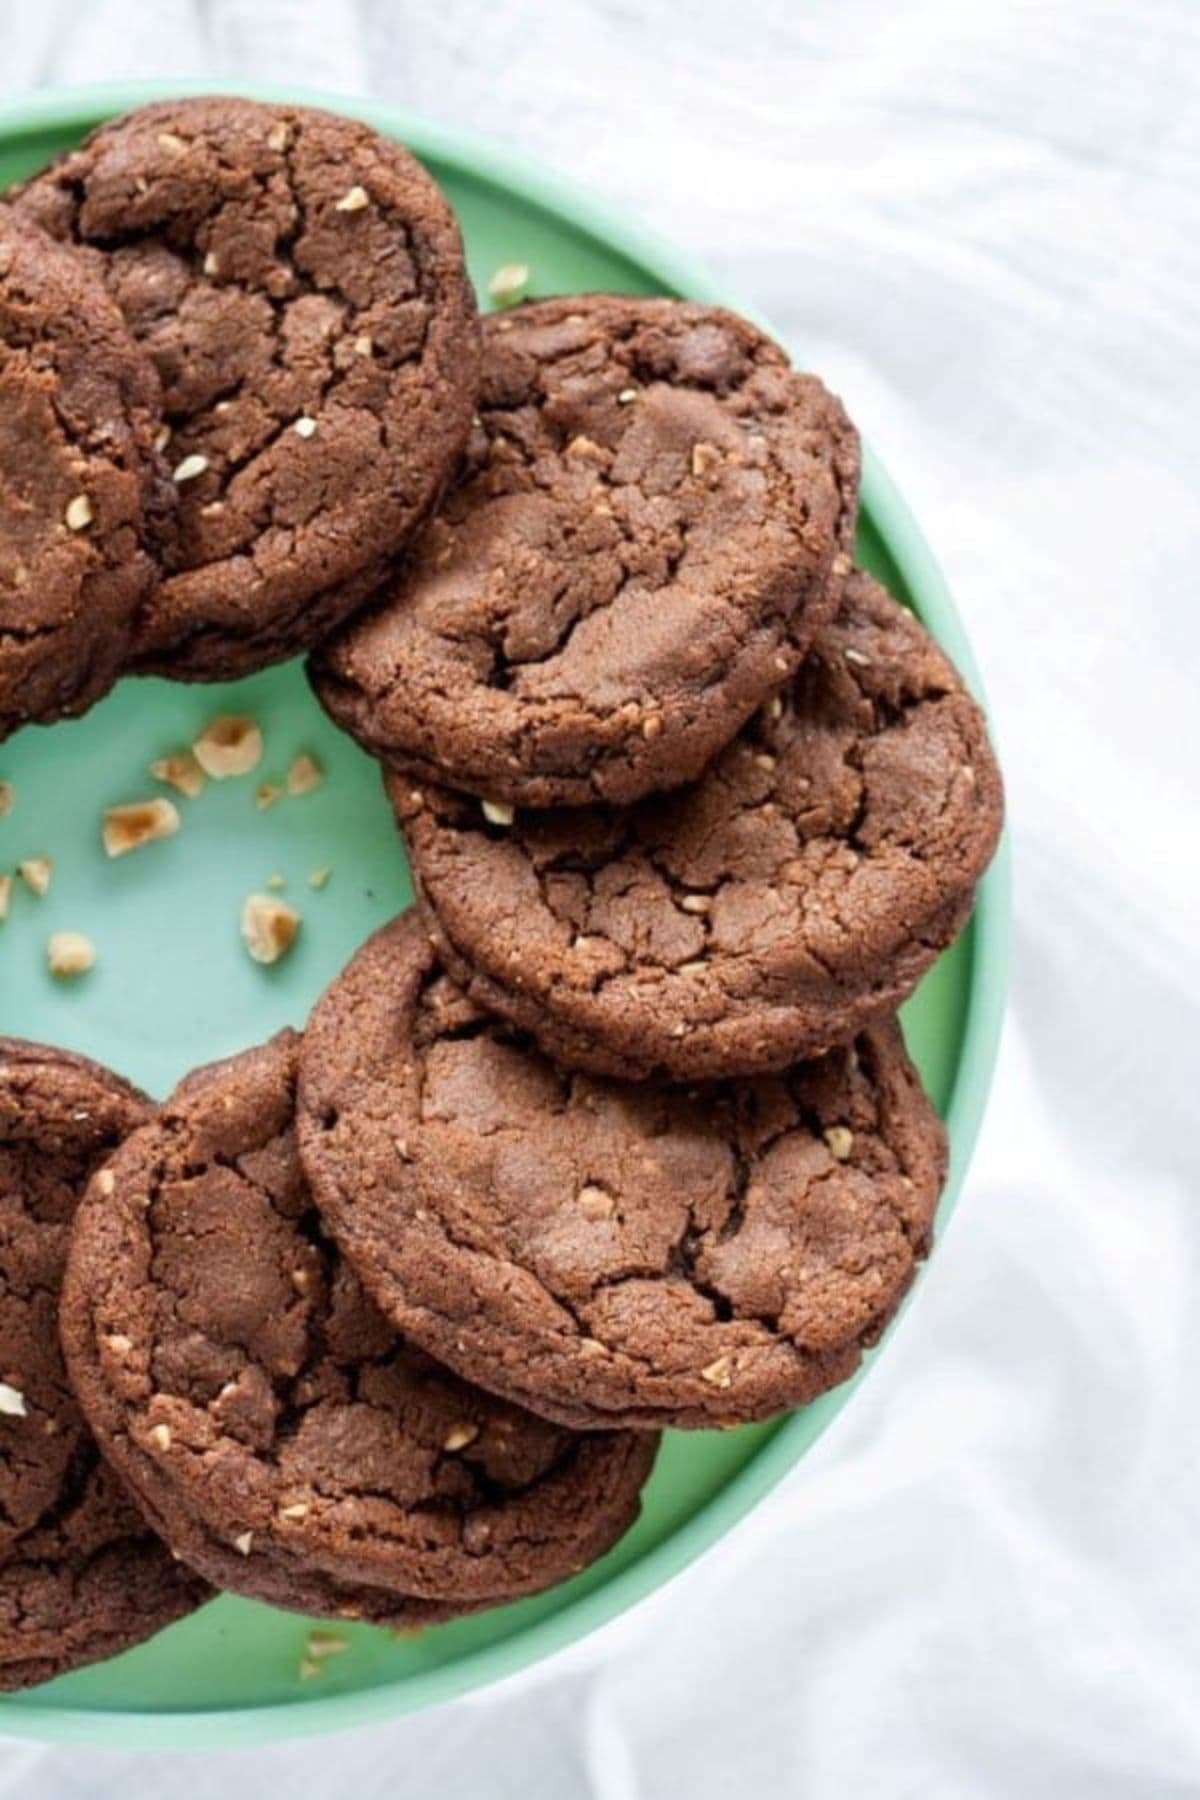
256;782;283;811
680;893;710;914
266;120;291;152
678;959;708;976
481;798;515;827
566;434;605;460
617;387;638;404
241;894;301;966
193;715;263;778
690;442;721;476
845;648;871;668
286;752;324;796
102;797;181;859
202;251;219;277
754;753;777;772
641;714;663;741
156;130;187;153
0;1383;27;1417
233;1531;254;1556
334;185;370;213
19;857;52;897
149;1423;172;1451
65;494;94;530
443;1422;480;1453
306;1629;350;1660
150;751;206;798
101;1333;132;1357
278;1501;310;1521
487;261;530;307
824;1126;854;1161
0;876;10;923
289;1267;312;1296
172;453;209;484
353;333;374;357
293;415;318;439
700;1355;733;1389
154;424;172;453
578;1185;614;1219
765;695;784;722
95;1169;115;1197
298;1656;321;1681
48;932;95;979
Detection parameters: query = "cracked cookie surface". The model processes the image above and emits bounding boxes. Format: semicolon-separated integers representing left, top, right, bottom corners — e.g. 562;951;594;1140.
310;296;859;807
297;916;947;1431
15;97;479;680
0;211;167;742
0;1040;206;1691
392;568;1004;1080
61;1031;656;1616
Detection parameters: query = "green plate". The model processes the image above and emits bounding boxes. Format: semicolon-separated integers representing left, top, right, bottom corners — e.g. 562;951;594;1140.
0;81;1011;1747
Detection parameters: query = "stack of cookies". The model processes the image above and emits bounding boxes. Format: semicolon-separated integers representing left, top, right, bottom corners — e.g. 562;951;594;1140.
0;97;1002;1692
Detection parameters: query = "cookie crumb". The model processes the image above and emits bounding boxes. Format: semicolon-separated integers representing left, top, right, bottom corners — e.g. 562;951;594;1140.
64;493;94;531
241;894;300;966
256;782;283;811
48;932;95;980
287;752;324;796
19;856;52;897
172;453;209;484
193;715;263;778
298;1655;321;1680
442;1422;479;1452
102;797;181;858
307;867;332;890
0;1383;27;1417
487;262;530;307
305;1629;350;1661
823;1126;854;1161
481;798;515;827
233;1531;254;1556
334;185;370;213
150;751;206;798
700;1355;733;1389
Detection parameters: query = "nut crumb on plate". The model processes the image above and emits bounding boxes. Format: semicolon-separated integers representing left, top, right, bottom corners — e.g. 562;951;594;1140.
102;797;181;858
47;932;96;979
241;894;300;966
193;715;263;778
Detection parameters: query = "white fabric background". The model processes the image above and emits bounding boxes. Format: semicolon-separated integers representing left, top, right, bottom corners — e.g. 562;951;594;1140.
2;3;1198;1793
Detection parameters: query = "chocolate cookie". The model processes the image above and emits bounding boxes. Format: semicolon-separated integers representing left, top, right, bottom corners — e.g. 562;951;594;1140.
0;1041;205;1691
61;1031;656;1617
298;916;947;1432
0;211;167;742
310;296;859;807
390;568;1004;1080
15;97;479;679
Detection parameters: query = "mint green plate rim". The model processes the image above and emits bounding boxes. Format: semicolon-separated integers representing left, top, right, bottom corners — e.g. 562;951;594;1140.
0;79;1012;1747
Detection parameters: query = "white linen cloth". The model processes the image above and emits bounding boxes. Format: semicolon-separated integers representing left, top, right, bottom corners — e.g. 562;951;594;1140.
1;3;1197;1793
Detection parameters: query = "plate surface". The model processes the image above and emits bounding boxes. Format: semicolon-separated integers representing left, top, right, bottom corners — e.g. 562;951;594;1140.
0;81;1011;1746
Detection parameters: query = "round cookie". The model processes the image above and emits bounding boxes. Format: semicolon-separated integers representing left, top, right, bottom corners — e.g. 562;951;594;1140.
391;567;1004;1081
0;1041;205;1692
15;97;479;680
298;916;947;1432
0;211;168;742
61;1031;657;1616
310;296;859;808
